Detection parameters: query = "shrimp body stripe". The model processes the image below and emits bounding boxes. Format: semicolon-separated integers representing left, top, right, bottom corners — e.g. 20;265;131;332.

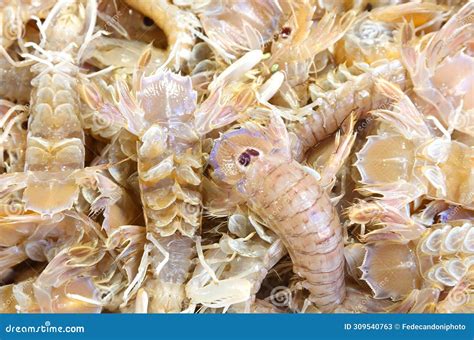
244;161;345;308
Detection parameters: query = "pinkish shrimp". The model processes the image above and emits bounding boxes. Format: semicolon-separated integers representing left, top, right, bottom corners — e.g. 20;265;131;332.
209;114;354;311
288;59;406;161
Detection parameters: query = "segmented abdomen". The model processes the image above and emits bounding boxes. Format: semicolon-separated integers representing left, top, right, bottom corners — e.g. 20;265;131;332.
26;61;84;173
249;161;345;309
426;256;474;287
137;128;202;238
420;222;474;256
145;233;196;312
420;222;473;288
22;60;85;214
137;127;201;311
290;60;406;160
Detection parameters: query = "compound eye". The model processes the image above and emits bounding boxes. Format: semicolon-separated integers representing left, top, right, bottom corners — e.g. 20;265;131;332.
246;148;260;156
143;16;154;27
238;152;251;167
280;27;291;39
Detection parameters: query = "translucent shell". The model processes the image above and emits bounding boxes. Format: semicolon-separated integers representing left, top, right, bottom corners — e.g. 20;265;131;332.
420;222;474;256
335;18;399;65
361;242;422;300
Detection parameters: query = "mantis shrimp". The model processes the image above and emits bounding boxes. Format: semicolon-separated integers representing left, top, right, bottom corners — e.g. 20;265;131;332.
0;0;122;216
209;113;357;311
0;210;117;313
356;79;474;209
346;200;473;312
197;0;283;62
267;2;356;107
288;59;406;161
88;47;276;312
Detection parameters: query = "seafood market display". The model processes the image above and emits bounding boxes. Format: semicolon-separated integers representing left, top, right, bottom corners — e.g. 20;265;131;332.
0;0;472;314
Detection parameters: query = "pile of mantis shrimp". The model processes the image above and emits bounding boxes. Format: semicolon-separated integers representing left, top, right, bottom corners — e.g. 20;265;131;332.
0;0;472;314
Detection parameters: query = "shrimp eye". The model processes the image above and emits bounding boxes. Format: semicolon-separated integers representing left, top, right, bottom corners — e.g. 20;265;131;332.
246;148;260;156
238;152;251;167
143;16;154;27
280;27;291;38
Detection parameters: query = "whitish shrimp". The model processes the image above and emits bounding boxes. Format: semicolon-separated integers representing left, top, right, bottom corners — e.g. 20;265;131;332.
355;79;474;208
0;276;102;313
209;115;350;310
92;48;271;312
123;0;200;70
0;101;28;174
316;0;411;13
288;60;406;161
0;0;118;216
186;212;286;312
79;77;125;141
97;0;167;45
369;2;448;32
85;37;168;75
361;221;473;303
0;210;117;313
401;2;474;135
